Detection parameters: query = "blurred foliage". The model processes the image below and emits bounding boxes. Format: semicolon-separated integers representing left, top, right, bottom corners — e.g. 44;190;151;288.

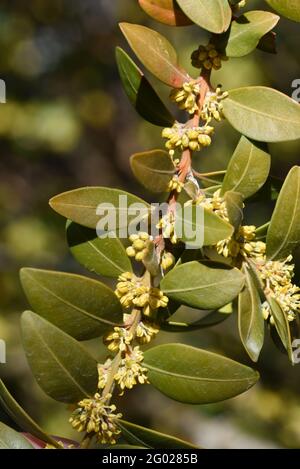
0;0;299;448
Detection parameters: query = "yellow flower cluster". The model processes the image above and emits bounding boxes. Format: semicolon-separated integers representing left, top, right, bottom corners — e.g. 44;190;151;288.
191;43;227;70
126;232;152;261
114;346;149;395
168;176;184;193
196;189;228;220
169;81;201;115
69;393;122;445
217;225;266;261
257;255;300;322
201;87;228;123
115;272;168;317
162;123;214;156
161;251;175;271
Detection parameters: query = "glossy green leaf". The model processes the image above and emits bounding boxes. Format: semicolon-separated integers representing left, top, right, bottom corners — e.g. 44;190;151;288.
116;47;174;127
266;166;300;260
49;187;149;230
66;221;132;279
20;268;122;341
138;0;193;26
265;0;300;22
224;191;244;231
144;344;259;404
118;420;198;449
238;265;264;362
0;379;60;448
175;204;234;248
222;11;279;57
130;150;175;193
21;311;98;403
223;87;300;142
221;136;271;199
176;0;231;33
0;422;34;449
160;261;245;310
161;310;230;332
119;23;189;87
268;297;293;362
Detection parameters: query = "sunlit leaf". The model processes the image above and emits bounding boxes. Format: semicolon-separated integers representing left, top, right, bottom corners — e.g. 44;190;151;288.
20;268;122;340
176;0;231;33
138;0;192;26
161;310;230;331
160;261;245;310
221;11;279;57
144;343;259;404
265;0;300;22
116;47;174;127
175;204;234;248
66;220;132;278
21;311;98;403
119;23;189;87
223;87;300;142
238;264;264;362
266;166;300;260
49;187;149;230
268;297;294;362
221;136;271;199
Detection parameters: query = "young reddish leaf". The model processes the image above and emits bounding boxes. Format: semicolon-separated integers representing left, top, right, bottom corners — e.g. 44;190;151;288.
138;0;193;26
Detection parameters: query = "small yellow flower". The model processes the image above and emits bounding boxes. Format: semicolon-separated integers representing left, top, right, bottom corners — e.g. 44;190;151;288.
161;251;175;271
104;327;133;352
168;176;184;194
97;358;113;389
201;86;228;124
162;123;214;156
69;393;122;445
169;81;201;114
136;320;160;344
114;346;149;395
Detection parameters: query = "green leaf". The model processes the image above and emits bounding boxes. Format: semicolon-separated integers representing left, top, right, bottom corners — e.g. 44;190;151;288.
138;0;193;26
119;23;189;87
49;187;149;230
175;204;234;248
223;87;300;142
118;420;198;449
144;344;259;404
0;379;60;448
20;268;122;341
66;221;132;279
224;191;244;231
176;0;232;33
266;166;300;260
130;150;175;193
222;11;279;57
221;136;271;199
116;47;174;127
238;264;264;362
161;310;230;332
0;422;34;449
160;261;245;310
21;311;98;403
268;297;293;362
265;0;300;22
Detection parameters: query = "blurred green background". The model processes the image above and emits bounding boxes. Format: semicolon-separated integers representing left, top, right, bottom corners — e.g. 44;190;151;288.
0;0;300;449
